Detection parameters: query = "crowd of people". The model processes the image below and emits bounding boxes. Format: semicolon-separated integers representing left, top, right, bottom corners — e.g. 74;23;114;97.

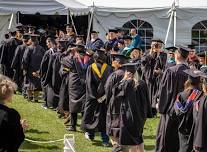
0;22;207;152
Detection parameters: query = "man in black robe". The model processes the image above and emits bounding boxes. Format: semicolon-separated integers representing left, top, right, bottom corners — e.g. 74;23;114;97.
197;51;207;73
0;28;22;79
40;37;57;108
165;46;177;69
156;46;190;152
82;49;113;146
193;74;207;152
141;39;167;116
11;34;30;92
22;34;45;102
86;31;104;52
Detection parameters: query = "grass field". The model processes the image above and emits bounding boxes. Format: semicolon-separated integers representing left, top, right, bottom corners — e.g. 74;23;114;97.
10;94;159;152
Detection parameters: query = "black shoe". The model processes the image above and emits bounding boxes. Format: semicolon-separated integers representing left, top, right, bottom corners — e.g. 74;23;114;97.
66;126;76;132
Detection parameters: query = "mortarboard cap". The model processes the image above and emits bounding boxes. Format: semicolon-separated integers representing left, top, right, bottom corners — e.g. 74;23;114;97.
183;69;203;84
115;27;125;32
109;29;118;33
177;46;190;59
122;35;132;40
197;51;207;57
151;39;164;44
187;44;195;49
93;49;106;63
91;30;99;34
122;62;139;74
16;23;23;29
111;54;129;64
131;47;142;52
27;25;36;29
165;46;178;53
76;35;84;38
65;24;74;28
22;33;30;40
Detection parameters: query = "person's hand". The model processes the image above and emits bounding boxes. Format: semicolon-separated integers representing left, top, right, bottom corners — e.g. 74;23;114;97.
193;146;200;152
123;71;133;80
154;68;162;75
32;71;40;78
21;119;29;131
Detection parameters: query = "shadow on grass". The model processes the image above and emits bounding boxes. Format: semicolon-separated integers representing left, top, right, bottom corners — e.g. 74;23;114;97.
26;129;49;134
20;140;60;150
144;144;155;151
143;135;156;140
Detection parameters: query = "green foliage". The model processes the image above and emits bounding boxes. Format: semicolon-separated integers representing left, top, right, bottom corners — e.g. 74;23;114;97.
10;95;158;152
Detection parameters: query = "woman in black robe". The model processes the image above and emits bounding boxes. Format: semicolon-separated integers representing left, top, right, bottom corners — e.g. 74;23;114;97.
193;74;207;152
22;34;45;102
174;69;203;152
81;49;113;146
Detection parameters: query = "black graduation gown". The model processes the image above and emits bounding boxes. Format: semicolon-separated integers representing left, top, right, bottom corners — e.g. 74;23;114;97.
118;79;146;145
82;62;113;132
62;55;86;113
193;95;207;152
0;104;25;152
141;52;167;111
0;38;22;79
22;45;45;91
11;44;27;91
174;89;202;152
156;63;189;152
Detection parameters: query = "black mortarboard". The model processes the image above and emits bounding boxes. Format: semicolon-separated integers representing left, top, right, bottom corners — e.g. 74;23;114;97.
111;54;129;64
93;49;106;63
187;44;195;49
177;46;190;58
131;47;142;52
22;33;30;40
109;29;118;33
27;25;36;29
76;35;84;38
197;51;207;57
165;46;178;53
115;27;125;32
151;39;164;44
91;31;99;34
122;35;132;40
122;62;139;74
183;69;202;84
65;24;74;28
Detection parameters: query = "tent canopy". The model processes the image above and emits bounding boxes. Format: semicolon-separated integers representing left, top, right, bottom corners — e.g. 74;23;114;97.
0;0;89;15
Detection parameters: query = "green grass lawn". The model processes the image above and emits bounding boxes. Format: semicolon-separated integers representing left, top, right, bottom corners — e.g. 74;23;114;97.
10;94;158;152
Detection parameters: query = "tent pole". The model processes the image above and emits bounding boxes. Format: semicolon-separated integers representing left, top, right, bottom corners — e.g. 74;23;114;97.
67;9;70;24
173;9;176;46
69;10;77;35
86;3;95;45
165;9;174;45
8;13;14;29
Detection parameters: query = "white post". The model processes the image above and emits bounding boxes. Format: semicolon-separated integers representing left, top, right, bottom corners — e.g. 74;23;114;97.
173;10;176;46
67;9;70;24
86;7;94;45
8;13;14;29
69;10;77;35
165;10;174;45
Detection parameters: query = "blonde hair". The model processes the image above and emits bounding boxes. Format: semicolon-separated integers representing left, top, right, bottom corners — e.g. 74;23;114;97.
0;75;17;101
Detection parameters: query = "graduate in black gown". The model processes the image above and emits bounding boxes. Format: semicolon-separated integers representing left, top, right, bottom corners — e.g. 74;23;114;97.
11;34;30;92
61;44;88;132
156;46;190;152
174;69;203;152
86;31;104;52
22;34;45;102
108;62;150;152
82;49;113;146
129;48;142;77
40;37;57;108
0;28;22;79
193;74;207;152
141;39;167;116
165;46;177;69
197;51;207;73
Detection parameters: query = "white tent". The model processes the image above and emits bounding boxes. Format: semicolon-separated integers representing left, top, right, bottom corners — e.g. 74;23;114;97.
0;0;89;41
77;0;207;47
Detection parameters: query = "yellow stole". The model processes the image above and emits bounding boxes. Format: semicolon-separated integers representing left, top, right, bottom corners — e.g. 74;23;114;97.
91;63;107;78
